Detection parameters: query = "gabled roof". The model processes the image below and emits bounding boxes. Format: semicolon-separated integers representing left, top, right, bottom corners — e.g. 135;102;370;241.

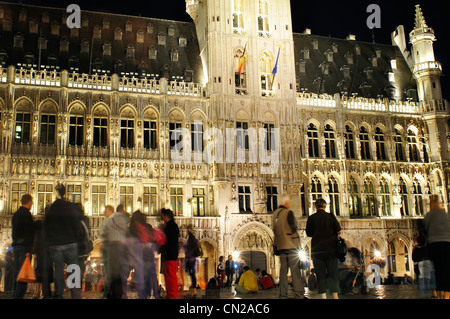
0;1;205;83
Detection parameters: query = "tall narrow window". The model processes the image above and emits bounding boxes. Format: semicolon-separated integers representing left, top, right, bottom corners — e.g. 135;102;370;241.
266;186;278;212
413;179;424;216
375;127;387;161
407;129;420;162
364;178;376;217
93;117;108;147
120;119;134;149
359;126;371;160
143;120;157;150
421;131;429;163
236;121;249;150
238;186;251;212
307;123;320;158
69;115;84;146
233;0;245;31
394;128;405;161
143;186;157;215
310;177;323;203
170;187;183;216
344;125;356;159
15;112;31;144
120;186;134;214
191;122;203;152
349;177;360;217
301;184;306;217
388;242;397;273
264;123;275;151
260;52;273;94
192;188;206;217
328;177;340;216
257;0;269;35
169;122;182;151
399;178;409;216
92;185;106;216
380;178;391;216
40;114;56;145
324;124;336;158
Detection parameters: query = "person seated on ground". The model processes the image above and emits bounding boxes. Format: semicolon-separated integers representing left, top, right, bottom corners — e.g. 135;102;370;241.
235;266;258;295
259;270;275;290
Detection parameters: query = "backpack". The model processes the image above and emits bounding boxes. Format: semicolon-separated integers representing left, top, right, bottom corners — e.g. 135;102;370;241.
79;220;94;256
136;222;153;243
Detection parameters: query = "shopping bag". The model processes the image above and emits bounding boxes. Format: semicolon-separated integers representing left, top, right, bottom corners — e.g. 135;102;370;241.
17;253;36;283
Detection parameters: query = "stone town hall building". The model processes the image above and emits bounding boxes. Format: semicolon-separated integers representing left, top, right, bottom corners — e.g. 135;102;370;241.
0;0;448;287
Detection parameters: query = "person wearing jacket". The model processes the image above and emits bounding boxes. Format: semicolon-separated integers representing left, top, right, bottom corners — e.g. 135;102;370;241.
160;208;179;299
45;184;81;299
306;198;342;299
11;194;34;299
272;193;306;299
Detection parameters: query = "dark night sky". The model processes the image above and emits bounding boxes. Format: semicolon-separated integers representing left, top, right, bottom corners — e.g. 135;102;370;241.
6;0;449;98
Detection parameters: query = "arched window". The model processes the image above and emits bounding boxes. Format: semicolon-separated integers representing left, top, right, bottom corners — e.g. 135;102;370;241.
310;176;323;204
328;176;340;216
374;127;387;161
388;242;397;273
344;125;356;159
349;177;361;217
68;104;85;146
143;108;158;151
380;178;391;216
399;177;409;216
324;124;336;159
307;123;320;158
359;126;371;160
120;107;135;149
364;178;376;217
14;101;32;144
39;102;56;145
413;179;424;216
260;52;273;94
394;128;405;161
93;105;109;148
407;129;421;162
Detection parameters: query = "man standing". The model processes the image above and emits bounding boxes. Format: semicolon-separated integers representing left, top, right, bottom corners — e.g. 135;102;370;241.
272;193;306;299
306;198;342;299
160;208;179;299
100;204;130;299
100;205;114;298
11;194;34;299
45;184;81;299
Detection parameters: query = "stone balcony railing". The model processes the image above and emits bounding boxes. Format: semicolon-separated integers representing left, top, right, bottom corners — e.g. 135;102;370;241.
297;92;421;114
4;66;205;98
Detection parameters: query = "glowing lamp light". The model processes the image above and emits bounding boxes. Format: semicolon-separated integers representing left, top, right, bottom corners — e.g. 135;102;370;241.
374;250;382;258
298;250;307;261
232;249;239;261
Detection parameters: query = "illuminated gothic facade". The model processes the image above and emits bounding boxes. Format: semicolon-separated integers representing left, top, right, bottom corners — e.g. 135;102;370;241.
0;0;448;285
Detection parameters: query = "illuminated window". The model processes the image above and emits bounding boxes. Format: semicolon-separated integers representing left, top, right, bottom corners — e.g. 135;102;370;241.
394;128;405;161
324;124;336;159
413;179;424;216
307;123;320;158
67;184;82;203
344;125;356;159
93;117;108;147
364;178;376;217
92;185;107;216
380;178;391;216
37;183;53;215
399;178;409;216
69;115;84;146
257;0;269;34
120;186;134;214
120;119;134;149
143;120;157;150
11;182;28;213
374;127;387;161
170;187;183;216
407;129;421;162
15;112;31;144
359;126;371;160
233;0;245;31
328;177;340;216
143;186;157;215
238;186;251;212
192;188;205;217
348;177;360;217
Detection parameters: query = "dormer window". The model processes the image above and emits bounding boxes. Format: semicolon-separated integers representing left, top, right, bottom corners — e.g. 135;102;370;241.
126;44;135;59
114;28;123;41
103;20;110;29
103;42;112;56
19;8;27;22
81;39;90;54
3;17;12;31
341;65;350;78
171;49;179;62
13;33;24;49
158;33;166;46
345;52;354;65
320;62;329;75
147;23;153;34
93;26;102;39
137;30;144;43
332;43;338;53
82;16;89;28
325;49;333;62
179;36;187;47
125;21;132;32
312;39;319;50
302;48;310;60
149;46;157;60
29;19;39;34
168;26;175;36
371;56;378;67
60;37;69;53
50;21;60;36
42;11;49;24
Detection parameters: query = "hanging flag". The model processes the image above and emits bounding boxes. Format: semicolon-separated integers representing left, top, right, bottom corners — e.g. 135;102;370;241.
272;45;281;76
271;45;281;90
238;42;248;77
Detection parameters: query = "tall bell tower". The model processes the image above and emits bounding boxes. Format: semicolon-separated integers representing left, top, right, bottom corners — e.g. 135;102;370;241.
185;0;297;100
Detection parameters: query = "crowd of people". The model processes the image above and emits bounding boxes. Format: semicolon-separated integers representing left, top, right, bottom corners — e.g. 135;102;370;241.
8;186;450;300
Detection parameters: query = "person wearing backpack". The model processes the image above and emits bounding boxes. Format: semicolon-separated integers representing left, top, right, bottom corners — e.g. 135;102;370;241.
306;198;342;299
272;193;306;299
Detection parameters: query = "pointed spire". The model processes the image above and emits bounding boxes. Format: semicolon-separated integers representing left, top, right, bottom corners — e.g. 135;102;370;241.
414;4;428;29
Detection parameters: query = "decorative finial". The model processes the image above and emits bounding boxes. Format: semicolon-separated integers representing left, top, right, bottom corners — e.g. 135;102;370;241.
414;4;428;29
